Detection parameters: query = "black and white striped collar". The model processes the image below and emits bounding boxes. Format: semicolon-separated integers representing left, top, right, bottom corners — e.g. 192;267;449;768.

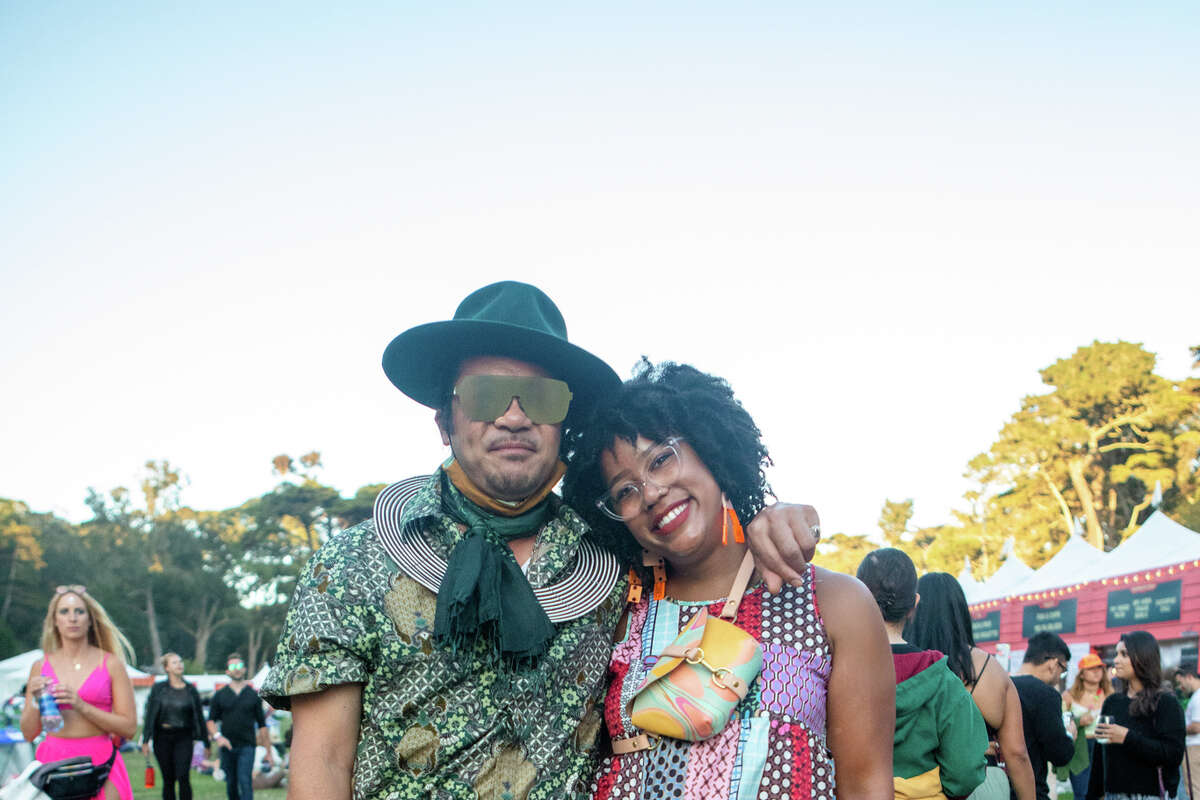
373;474;621;623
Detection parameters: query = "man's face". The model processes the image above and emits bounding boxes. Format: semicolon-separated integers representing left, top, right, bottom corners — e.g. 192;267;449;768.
226;659;246;679
1182;674;1200;695
436;355;563;502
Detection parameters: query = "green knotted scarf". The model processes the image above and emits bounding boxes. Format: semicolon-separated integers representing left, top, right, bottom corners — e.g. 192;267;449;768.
433;472;558;664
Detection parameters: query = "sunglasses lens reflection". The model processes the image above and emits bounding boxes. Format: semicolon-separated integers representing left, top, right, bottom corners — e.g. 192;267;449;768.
454;375;572;424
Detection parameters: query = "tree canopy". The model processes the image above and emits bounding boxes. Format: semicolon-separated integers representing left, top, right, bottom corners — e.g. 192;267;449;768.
0;453;384;671
815;341;1200;579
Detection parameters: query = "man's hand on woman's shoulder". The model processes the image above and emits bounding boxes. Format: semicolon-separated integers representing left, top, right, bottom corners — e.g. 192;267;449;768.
745;503;821;593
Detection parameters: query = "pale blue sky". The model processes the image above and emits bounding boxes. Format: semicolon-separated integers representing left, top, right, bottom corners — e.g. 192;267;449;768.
3;2;1197;539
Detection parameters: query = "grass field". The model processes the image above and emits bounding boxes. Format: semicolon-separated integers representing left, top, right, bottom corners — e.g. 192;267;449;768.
131;773;286;800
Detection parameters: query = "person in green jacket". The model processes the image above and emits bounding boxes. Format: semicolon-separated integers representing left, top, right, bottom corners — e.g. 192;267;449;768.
859;548;988;800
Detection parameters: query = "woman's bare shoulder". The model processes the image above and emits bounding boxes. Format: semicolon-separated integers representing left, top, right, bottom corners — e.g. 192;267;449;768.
107;651;134;686
812;567;883;634
812;566;874;608
971;648;1010;688
812;565;856;589
963;648;1013;726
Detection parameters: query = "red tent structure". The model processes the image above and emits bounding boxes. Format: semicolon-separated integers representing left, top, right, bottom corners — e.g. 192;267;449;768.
967;510;1200;670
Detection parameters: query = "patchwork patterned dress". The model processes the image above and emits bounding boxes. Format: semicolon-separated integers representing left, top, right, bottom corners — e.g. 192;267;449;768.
591;565;834;800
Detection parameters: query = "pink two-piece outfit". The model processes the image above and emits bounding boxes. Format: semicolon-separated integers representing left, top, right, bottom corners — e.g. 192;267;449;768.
38;653;133;800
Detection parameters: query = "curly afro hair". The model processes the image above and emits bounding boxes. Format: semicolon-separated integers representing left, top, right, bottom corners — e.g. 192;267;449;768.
562;359;773;569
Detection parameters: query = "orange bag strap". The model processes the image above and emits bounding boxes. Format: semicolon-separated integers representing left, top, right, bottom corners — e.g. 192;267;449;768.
634;549;752;612
719;550;756;620
642;550;667;601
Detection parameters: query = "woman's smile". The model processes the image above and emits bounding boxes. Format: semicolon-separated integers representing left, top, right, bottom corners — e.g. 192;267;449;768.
652;500;690;534
600;436;729;573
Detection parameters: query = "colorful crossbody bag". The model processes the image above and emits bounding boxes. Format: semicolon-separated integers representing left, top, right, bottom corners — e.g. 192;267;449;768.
617;550;762;751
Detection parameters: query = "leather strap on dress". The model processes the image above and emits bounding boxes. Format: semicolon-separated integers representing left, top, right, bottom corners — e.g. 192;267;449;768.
611;733;659;753
719;550;756;620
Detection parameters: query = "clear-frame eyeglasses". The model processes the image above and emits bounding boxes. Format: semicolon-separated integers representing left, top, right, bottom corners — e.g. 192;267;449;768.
596;438;684;521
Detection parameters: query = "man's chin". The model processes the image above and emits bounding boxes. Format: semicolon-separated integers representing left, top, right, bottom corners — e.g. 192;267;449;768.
482;468;554;501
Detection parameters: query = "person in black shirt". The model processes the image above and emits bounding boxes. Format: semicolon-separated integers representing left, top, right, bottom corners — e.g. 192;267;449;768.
207;653;272;800
1086;631;1186;800
142;652;208;800
1012;632;1076;800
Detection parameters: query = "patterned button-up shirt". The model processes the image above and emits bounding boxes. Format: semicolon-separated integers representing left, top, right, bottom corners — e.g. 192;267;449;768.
263;473;625;800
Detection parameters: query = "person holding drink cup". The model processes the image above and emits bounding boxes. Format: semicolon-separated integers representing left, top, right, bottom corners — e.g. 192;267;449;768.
20;585;139;799
1086;631;1186;800
1060;653;1113;798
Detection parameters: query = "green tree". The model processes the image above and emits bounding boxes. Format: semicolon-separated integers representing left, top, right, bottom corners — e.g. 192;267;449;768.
90;461;188;665
0;453;393;664
1169;344;1200;529
872;499;947;570
918;518;985;575
0;499;45;628
232;453;342;671
151;509;242;671
0;499;76;654
878;500;914;548
78;460;248;669
331;483;387;528
969;341;1200;555
814;532;877;576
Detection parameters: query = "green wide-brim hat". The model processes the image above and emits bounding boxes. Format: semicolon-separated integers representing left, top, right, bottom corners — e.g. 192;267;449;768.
382;281;621;411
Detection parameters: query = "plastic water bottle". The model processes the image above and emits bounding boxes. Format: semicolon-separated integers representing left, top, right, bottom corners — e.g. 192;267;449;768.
38;686;64;733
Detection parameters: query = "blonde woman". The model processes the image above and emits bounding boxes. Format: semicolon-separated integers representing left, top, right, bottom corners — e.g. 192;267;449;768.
21;585;138;800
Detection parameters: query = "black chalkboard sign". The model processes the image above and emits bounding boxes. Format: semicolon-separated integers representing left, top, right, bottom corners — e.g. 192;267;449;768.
1106;580;1182;628
1022;598;1077;638
972;610;1002;642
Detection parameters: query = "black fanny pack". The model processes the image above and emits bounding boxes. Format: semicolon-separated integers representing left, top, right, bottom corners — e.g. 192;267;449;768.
30;744;117;800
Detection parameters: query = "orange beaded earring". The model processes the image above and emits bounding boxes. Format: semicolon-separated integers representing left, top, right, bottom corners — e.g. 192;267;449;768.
721;494;744;546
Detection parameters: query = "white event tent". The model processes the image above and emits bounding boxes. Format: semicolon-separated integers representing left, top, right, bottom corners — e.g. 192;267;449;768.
964;509;1200;670
968;510;1200;603
1096;510;1200;577
965;539;1034;604
957;557;982;602
1002;532;1109;598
